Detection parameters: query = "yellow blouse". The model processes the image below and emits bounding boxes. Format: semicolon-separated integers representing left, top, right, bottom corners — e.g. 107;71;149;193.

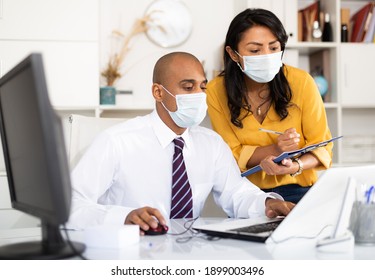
207;65;333;189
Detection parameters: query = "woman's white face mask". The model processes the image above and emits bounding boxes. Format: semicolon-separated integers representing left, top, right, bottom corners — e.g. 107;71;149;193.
160;85;207;128
235;51;283;83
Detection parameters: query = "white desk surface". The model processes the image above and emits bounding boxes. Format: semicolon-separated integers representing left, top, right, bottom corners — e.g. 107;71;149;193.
1;218;374;260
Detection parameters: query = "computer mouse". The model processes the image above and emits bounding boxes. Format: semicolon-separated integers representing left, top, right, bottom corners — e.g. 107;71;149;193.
144;223;169;235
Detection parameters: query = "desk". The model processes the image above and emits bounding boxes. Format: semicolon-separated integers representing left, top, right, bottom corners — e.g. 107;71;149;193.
0;218;374;260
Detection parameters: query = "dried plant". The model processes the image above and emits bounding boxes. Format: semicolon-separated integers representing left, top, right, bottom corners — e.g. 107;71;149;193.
101;13;165;86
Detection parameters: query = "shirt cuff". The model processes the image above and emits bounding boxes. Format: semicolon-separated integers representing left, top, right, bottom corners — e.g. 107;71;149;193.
238;145;257;171
311;147;332;169
103;205;134;226
265;192;284;201
246;192;283;218
253;192;284;217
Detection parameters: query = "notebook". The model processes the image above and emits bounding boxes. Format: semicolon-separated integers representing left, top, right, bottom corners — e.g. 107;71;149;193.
194;165;375;244
241;136;343;177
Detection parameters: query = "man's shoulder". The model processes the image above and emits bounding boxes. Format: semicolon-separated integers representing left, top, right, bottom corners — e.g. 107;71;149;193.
190;125;225;142
103;114;151;137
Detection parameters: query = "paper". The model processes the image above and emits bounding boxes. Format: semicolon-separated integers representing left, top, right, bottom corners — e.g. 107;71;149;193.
241;136;343;177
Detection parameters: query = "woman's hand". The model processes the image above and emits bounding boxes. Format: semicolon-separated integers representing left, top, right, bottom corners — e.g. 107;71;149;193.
275;128;300;154
259;156;299;176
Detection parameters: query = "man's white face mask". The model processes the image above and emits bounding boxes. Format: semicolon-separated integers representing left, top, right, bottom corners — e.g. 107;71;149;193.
160;85;207;128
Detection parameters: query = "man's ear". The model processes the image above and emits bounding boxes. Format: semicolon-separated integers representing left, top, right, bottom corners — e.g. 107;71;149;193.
226;46;240;63
152;83;163;101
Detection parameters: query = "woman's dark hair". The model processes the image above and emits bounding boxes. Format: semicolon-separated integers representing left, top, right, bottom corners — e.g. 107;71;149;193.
222;8;292;128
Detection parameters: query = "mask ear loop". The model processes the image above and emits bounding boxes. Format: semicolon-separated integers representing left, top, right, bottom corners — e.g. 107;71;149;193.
233;50;245;72
236;61;245;72
159;84;178;113
160;84;176;99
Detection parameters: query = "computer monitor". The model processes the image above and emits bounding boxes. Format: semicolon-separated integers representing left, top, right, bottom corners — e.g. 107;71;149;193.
0;53;85;259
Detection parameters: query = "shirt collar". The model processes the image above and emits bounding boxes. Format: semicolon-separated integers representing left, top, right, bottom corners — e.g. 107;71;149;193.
150;110;192;149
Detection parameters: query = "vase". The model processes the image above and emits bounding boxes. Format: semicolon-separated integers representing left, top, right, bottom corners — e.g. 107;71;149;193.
100;86;116;105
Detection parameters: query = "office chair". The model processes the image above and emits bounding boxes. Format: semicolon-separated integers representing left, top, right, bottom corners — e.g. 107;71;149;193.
67;114;127;169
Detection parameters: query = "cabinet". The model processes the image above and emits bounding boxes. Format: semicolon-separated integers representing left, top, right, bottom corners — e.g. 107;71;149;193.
340;44;375;107
0;0;100;108
238;0;375;165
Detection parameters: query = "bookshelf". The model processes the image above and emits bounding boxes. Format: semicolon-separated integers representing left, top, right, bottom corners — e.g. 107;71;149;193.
241;0;375;165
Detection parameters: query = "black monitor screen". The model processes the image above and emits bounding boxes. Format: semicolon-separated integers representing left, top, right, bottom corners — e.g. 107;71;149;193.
0;53;84;259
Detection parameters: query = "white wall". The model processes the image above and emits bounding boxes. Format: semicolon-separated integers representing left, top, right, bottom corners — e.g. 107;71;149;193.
0;0;236;171
0;0;100;108
99;0;234;109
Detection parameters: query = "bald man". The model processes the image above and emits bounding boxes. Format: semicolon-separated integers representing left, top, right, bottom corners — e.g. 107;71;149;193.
69;52;294;233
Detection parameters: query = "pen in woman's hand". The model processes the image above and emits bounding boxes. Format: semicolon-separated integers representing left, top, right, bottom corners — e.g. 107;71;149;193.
258;128;283;135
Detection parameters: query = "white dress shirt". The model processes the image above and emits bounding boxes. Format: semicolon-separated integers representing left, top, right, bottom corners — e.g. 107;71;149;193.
68;110;281;229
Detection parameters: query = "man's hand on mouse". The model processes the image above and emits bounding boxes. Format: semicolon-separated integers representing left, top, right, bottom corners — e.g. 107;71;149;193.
125;206;167;235
265;198;295;218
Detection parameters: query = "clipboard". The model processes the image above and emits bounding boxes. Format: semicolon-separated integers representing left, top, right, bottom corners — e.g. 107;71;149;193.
241;136;343;177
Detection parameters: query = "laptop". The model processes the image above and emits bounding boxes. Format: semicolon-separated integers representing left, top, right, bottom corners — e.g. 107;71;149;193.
193;165;375;244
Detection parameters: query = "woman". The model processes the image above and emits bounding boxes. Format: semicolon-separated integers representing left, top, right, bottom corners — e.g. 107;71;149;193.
206;8;333;203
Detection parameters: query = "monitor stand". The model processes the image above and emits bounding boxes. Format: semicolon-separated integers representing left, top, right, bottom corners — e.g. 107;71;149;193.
0;222;85;260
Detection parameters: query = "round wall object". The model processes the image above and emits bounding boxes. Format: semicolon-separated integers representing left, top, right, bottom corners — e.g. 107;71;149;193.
144;0;192;48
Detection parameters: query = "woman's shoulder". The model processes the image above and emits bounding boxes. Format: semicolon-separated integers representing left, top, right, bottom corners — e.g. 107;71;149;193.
283;64;321;104
283;64;316;91
207;75;225;90
283;64;311;79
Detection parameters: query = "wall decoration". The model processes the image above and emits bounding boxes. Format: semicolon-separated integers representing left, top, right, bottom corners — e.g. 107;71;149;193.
145;0;192;48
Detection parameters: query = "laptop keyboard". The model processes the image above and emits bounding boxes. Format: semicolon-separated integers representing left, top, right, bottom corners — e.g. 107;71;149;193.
228;220;282;234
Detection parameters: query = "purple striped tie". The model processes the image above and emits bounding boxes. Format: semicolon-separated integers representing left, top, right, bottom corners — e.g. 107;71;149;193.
170;137;193;219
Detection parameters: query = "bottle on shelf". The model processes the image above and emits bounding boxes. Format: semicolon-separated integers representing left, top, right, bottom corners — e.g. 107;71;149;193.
341;24;348;42
312;20;322;42
322;13;333;42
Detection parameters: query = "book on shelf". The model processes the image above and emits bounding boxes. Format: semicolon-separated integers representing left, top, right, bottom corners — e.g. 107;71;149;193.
350;2;374;42
299;1;320;42
309;49;331;101
341;8;351;25
298;10;303;42
241;136;343;177
363;5;375;43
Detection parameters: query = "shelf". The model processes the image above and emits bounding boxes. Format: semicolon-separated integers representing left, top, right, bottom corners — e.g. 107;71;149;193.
54;106;97;111
54;106;153;118
98;107;153;118
324;103;339;109
286;42;338;54
97;105;151;111
97;106;152;114
342;105;375;109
